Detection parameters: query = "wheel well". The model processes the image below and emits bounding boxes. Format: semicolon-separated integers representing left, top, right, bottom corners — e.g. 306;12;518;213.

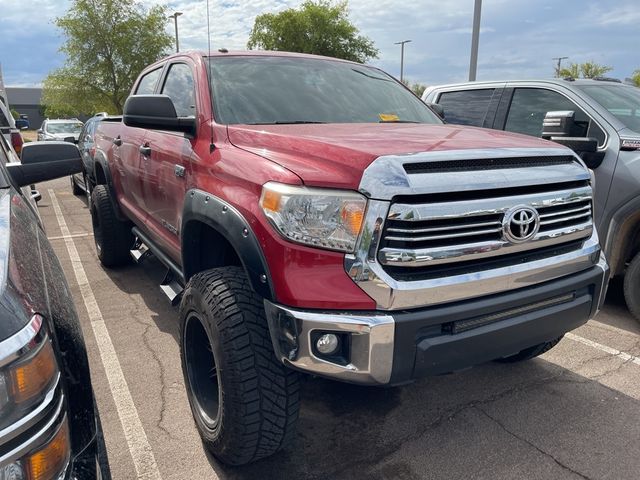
609;212;640;277
94;163;107;185
182;221;242;280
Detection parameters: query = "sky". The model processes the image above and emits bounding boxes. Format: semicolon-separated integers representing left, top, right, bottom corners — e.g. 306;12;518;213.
0;0;638;88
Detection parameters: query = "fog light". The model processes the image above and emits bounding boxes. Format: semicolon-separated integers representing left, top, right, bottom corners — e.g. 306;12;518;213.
316;333;340;355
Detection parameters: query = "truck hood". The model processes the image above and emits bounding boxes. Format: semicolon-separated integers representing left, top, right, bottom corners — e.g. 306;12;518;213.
227;123;562;190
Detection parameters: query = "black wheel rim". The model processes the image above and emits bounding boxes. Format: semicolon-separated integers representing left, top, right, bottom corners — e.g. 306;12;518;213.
184;314;220;429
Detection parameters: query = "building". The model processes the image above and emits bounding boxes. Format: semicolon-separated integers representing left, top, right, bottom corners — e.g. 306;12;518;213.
6;88;45;129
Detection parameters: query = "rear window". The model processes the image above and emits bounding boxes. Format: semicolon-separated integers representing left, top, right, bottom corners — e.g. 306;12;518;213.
437;89;496;127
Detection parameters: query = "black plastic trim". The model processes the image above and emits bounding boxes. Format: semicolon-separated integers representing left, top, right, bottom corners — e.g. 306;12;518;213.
181;189;274;300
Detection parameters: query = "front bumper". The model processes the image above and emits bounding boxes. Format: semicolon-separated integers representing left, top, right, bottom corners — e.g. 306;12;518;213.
266;256;608;386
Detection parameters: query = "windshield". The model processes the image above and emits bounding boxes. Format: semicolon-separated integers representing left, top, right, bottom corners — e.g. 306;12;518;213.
575;84;640;134
46;122;83;134
207;56;441;125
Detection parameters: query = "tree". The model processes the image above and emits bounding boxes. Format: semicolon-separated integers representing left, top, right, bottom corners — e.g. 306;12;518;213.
558;61;613;79
9;109;19;120
402;79;427;98
42;0;173;116
632;70;640;87
247;1;378;63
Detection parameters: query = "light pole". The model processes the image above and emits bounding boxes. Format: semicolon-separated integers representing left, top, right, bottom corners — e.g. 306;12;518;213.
553;56;569;77
395;40;412;84
468;0;482;81
168;12;183;53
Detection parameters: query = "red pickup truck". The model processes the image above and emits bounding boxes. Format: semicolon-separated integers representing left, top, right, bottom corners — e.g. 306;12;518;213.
90;51;608;465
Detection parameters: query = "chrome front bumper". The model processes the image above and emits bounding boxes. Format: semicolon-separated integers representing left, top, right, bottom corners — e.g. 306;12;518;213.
266;255;608;385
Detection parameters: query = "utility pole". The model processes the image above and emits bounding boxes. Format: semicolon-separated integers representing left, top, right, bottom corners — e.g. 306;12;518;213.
168;12;183;53
468;0;482;81
395;40;412;84
553;56;569;77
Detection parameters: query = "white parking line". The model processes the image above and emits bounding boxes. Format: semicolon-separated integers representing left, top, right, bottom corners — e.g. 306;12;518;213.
566;332;640;366
48;190;162;480
48;232;94;241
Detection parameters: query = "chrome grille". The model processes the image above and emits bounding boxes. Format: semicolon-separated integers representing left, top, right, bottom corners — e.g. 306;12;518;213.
378;184;593;275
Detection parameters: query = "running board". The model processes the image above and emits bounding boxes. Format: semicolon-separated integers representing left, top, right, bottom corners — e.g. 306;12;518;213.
160;269;183;306
130;227;185;305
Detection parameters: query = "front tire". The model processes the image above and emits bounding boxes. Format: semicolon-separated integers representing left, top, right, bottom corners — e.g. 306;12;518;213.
179;267;300;465
90;185;133;267
624;252;640;321
495;336;563;363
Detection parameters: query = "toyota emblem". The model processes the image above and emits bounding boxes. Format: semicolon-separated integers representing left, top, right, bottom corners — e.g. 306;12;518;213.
503;206;540;244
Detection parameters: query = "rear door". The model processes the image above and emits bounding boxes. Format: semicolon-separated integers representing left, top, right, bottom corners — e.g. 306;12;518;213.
434;85;504;128
114;66;164;221
140;61;197;263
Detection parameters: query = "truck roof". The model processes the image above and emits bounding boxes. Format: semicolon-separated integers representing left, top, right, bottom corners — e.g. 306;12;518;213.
426;78;633;90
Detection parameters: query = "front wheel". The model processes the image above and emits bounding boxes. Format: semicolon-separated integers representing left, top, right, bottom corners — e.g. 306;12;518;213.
495;336;563;363
624;252;640;321
179;267;300;465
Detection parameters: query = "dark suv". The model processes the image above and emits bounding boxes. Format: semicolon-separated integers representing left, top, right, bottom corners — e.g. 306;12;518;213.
0;135;108;478
424;79;640;320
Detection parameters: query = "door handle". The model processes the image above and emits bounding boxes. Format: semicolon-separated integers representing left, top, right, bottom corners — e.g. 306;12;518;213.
113;136;122;146
139;145;151;156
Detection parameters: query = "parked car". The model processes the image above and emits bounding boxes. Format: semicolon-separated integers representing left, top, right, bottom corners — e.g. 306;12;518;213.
90;51;607;465
0;134;109;478
37;119;84;143
71;114;106;197
15;114;29;130
423;78;640;320
0;101;24;155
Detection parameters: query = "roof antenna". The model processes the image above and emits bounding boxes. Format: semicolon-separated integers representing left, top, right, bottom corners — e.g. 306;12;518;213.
206;0;215;153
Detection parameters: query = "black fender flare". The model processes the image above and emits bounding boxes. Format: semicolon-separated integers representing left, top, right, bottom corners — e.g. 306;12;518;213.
603;194;640;277
181;189;274;300
92;152;128;222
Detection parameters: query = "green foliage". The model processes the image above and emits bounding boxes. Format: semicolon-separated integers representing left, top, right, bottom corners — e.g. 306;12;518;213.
42;0;173;116
558;61;613;79
401;79;427;98
247;0;378;63
632;70;640;87
9;109;19;120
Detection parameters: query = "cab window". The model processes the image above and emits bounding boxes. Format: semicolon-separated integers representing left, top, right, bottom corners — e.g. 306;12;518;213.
505;88;606;145
161;63;195;117
135;68;163;95
437;89;496;127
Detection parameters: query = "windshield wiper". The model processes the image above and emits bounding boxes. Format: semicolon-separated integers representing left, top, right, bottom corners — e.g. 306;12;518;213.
247;121;328;125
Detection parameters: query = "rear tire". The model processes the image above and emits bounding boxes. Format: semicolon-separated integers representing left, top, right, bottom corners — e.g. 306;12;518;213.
90;185;133;267
624;252;640;321
495;336;563;363
179;267;300;465
71;175;83;195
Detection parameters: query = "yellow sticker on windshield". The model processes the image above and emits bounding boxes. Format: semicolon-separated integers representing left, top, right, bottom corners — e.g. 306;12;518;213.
378;113;399;122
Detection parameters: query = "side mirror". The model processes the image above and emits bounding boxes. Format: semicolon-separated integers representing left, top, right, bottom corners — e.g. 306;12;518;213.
6;142;82;187
123;94;196;135
63;136;76;144
542;111;605;169
428;103;444;120
36;129;43;134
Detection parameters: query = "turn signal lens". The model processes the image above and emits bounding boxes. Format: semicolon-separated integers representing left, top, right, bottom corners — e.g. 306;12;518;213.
341;202;365;236
25;419;70;480
10;341;58;404
260;189;282;213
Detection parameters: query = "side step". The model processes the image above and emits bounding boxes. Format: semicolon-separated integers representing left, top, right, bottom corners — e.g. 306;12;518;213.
129;229;185;305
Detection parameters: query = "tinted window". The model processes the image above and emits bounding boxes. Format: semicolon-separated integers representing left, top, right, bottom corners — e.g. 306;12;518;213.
161;63;195;117
135;68;163;95
437;89;496;126
505;88;605;144
207;56;441;125
576;84;640;134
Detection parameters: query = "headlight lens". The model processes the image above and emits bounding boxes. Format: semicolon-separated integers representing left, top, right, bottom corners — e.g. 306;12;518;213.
0;315;60;435
260;182;367;253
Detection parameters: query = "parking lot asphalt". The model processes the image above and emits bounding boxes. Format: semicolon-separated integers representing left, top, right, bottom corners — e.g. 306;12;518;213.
38;177;640;480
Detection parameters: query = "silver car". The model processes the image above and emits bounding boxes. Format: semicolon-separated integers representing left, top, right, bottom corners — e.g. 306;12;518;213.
37;119;84;143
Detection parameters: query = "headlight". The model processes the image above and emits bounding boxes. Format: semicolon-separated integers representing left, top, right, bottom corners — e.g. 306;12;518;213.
0;315;68;480
260;182;367;253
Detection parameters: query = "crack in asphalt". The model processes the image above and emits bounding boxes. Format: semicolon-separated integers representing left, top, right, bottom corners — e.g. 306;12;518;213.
475;406;595;480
